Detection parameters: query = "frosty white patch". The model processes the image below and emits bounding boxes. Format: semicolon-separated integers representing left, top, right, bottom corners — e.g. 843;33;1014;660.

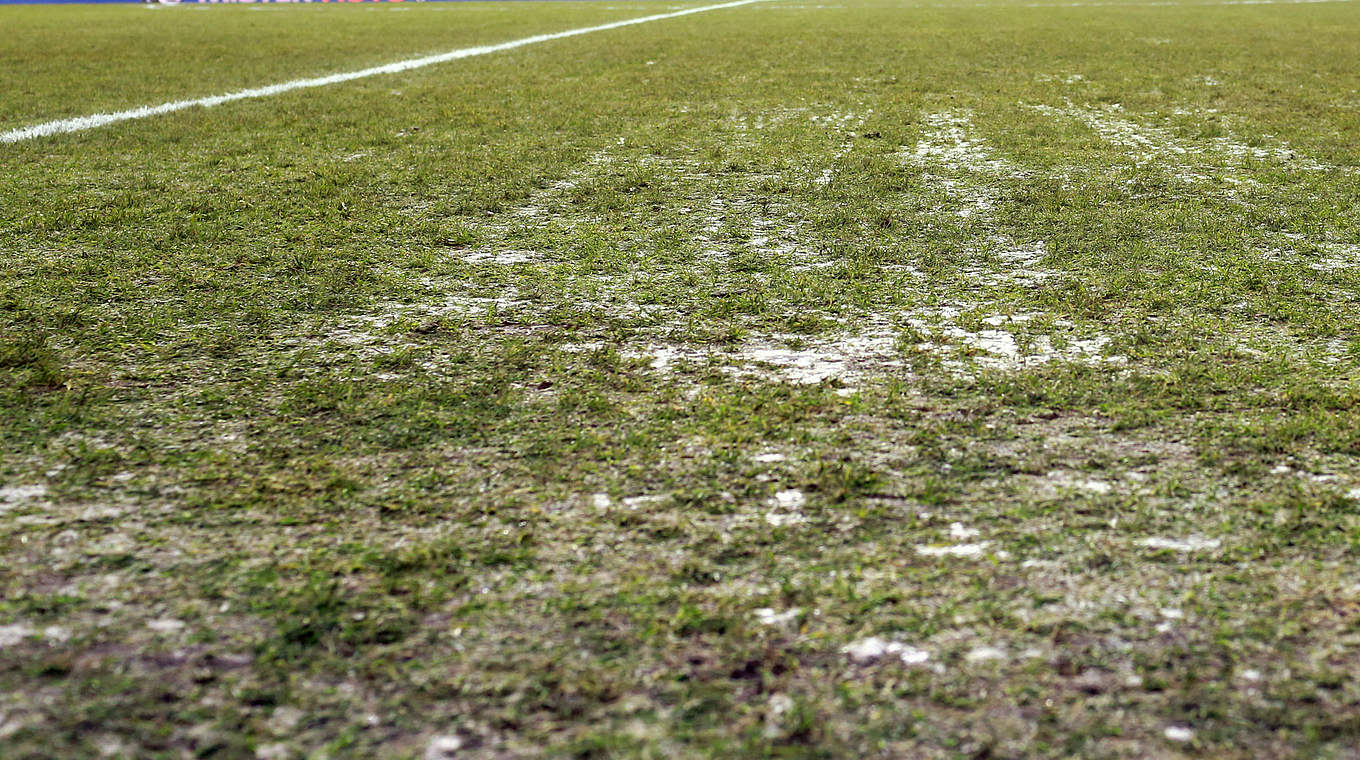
1139;536;1220;552
754;608;801;626
842;636;930;665
916;542;991;558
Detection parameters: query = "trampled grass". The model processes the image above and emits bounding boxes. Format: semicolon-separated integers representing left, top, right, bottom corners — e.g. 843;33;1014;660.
1;0;1358;757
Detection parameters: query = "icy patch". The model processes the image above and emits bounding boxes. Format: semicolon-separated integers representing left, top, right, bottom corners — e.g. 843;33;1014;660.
1164;726;1195;743
916;542;992;558
0;484;46;506
635;327;906;389
425;735;465;760
763;694;796;739
1035;72;1086;84
905;111;1017;175
754;607;801;626
964;646;1007;664
842;636;930;665
0;624;34;647
1139;536;1221;552
735;331;903;386
765;489;808;527
459;249;536;265
765;511;807;527
771;489;806;509
1155;607;1184;633
1048;472;1114;494
948;522;980;539
913;323;1118;372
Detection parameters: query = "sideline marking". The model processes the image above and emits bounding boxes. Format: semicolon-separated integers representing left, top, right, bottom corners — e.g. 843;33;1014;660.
1;0;765;144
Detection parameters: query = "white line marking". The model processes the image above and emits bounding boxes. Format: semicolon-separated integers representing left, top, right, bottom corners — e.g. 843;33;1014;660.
1;0;766;144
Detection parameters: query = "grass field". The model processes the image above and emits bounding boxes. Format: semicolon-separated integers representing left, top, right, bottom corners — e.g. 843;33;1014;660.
2;0;1359;756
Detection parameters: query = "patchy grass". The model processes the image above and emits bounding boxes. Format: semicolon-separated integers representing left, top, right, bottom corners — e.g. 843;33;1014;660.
1;0;1359;757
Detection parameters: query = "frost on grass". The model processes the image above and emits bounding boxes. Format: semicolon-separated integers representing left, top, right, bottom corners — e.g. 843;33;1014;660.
479;105;873;268
898;112;1124;372
0;484;47;509
457;249;536;265
915;542;993;559
842;636;930;665
1138;536;1221;552
338;108;1137;390
1045;471;1114;495
765;488;808;527
146;619;186;634
1027;102;1357;273
1164;726;1195;743
0;624;35;648
948;522;980;539
964;646;1007;664
626;327;907;390
753;607;801;626
1027;100;1342;175
425;735;465;760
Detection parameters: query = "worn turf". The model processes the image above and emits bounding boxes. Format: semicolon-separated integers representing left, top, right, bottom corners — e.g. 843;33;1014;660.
2;1;1359;757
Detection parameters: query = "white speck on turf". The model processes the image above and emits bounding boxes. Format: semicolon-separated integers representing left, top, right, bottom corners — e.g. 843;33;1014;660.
965;646;1007;664
1139;536;1221;552
772;489;806;509
916;542;991;558
842;636;930;665
460;249;536;265
754;453;787;463
754;608;801;626
949;522;980;539
765;511;807;528
1047;472;1114;494
146;619;186;634
425;735;464;760
256;744;291;760
1164;726;1195;743
0;624;34;647
0;485;46;505
764;693;795;738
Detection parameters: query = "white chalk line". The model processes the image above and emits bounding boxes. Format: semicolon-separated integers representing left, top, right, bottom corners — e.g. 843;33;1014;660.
1;0;766;144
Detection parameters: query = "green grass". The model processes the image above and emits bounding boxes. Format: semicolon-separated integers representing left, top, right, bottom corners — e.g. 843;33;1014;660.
1;0;1359;757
